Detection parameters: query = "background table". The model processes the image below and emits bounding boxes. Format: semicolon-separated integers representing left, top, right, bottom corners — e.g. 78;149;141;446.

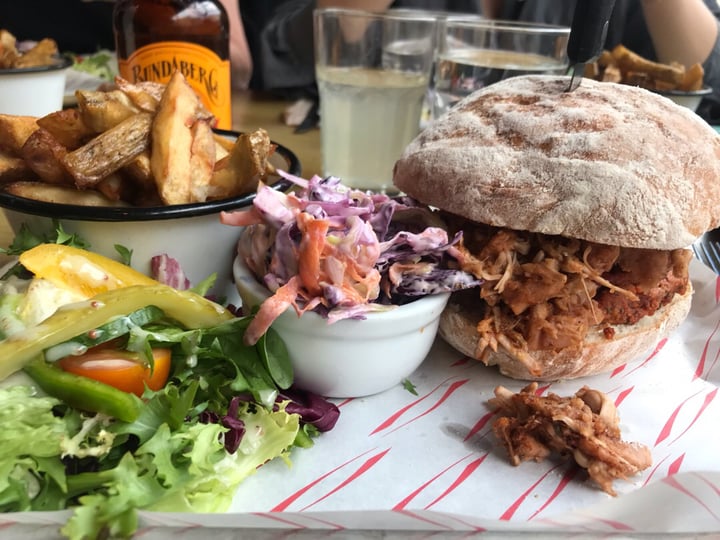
232;91;320;178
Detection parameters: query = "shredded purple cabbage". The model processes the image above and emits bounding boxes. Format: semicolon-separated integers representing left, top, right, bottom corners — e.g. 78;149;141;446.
277;387;340;432
236;172;482;323
151;254;191;290
200;389;340;452
199;396;247;454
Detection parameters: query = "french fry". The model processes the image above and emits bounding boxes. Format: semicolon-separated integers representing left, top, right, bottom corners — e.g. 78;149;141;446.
0;151;35;182
680;63;704;92
583;62;599;79
13;38;58;68
0;29;19;68
122;151;153;185
63;112;153;188
209;128;275;199
601;64;622;83
96;172;134;202
0;114;39;154
587;44;706;94
0;71;276;207
76;89;141;132
150;72;215;205
20;128;73;185
188;120;217;202
4;181;126;206
36;109;94;150
611;44;685;86
114;77;166;113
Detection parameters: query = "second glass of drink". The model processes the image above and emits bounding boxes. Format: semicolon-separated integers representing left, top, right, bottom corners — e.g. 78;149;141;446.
314;8;437;192
432;18;570;119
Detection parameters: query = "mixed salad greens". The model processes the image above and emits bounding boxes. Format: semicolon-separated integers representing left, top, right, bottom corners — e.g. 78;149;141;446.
221;172;482;345
65;49;117;82
0;225;339;539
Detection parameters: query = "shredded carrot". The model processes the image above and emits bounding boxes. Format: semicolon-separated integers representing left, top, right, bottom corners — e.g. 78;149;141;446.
244;276;302;345
219;207;264;227
297;214;329;297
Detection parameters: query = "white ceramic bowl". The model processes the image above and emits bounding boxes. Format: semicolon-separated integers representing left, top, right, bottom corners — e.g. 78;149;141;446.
0;139;299;297
654;87;712;113
0;57;71;117
233;255;450;398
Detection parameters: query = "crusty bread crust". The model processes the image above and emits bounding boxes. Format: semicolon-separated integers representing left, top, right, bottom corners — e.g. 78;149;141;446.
393;76;720;250
438;284;693;381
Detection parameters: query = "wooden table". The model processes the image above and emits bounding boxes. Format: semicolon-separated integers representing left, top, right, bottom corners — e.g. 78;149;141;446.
0;91;322;253
232;91;321;178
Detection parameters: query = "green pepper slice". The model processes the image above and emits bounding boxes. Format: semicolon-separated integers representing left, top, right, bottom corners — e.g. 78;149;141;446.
23;358;144;422
0;284;233;381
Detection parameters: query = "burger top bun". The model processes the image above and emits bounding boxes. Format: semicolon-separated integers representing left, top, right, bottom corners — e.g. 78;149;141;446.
393;75;720;250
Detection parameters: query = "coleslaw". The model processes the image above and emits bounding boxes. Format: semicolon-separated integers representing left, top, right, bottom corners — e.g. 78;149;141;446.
221;172;482;345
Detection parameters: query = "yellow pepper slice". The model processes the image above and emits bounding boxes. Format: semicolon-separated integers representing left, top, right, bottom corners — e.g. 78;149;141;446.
19;244;157;298
0;284;234;381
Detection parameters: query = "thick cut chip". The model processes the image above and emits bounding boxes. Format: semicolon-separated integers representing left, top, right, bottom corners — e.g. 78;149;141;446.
123;151;153;184
612;44;685;85
114;77;166;113
0;152;34;182
209;128;275;199
150;71;215;205
20;128;73;185
76;89;141;133
4;181;125;206
0;114;39;154
37;109;94;150
0;29;19;68
13;38;58;68
63;112;153;188
586;44;705;92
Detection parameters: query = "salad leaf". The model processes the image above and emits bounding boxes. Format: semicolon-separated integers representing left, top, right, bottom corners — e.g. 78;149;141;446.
115;245;133;266
0;281;25;339
0;222;90;257
0;223;90;280
66;50;116;82
0;386;81;512
402;379;419;395
0;236;340;539
0;308;321;539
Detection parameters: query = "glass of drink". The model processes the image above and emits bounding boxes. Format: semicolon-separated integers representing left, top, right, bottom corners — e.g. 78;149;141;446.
314;8;438;192
431;18;570;119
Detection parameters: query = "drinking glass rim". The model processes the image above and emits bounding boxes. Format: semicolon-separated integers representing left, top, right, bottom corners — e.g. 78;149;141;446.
387;8;484;20
443;18;570;35
313;6;438;24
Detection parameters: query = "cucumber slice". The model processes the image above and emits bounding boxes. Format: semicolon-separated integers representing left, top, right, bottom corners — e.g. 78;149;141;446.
43;305;166;362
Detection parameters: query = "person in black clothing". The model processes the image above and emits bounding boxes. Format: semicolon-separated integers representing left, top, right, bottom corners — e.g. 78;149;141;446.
483;0;720;120
236;0;720;122
0;0;115;53
239;0;482;98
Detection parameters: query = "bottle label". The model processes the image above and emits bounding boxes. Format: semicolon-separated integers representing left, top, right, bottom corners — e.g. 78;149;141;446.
118;41;232;130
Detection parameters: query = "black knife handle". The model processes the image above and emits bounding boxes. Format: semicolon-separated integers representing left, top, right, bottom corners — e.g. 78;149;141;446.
567;0;617;63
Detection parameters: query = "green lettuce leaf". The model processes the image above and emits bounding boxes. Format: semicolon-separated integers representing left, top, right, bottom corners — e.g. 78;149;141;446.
0;386;81;512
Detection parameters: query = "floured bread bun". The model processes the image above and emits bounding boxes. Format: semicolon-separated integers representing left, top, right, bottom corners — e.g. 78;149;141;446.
393;75;720;250
392;75;720;381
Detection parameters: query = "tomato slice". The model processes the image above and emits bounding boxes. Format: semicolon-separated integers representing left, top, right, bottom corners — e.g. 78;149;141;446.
57;346;171;397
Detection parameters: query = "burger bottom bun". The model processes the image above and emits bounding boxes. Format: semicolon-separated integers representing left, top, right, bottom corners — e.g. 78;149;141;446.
438;285;694;381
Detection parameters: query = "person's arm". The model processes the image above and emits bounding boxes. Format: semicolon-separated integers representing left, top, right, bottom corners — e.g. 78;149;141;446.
480;0;503;19
317;0;393;10
218;0;253;89
641;0;718;67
